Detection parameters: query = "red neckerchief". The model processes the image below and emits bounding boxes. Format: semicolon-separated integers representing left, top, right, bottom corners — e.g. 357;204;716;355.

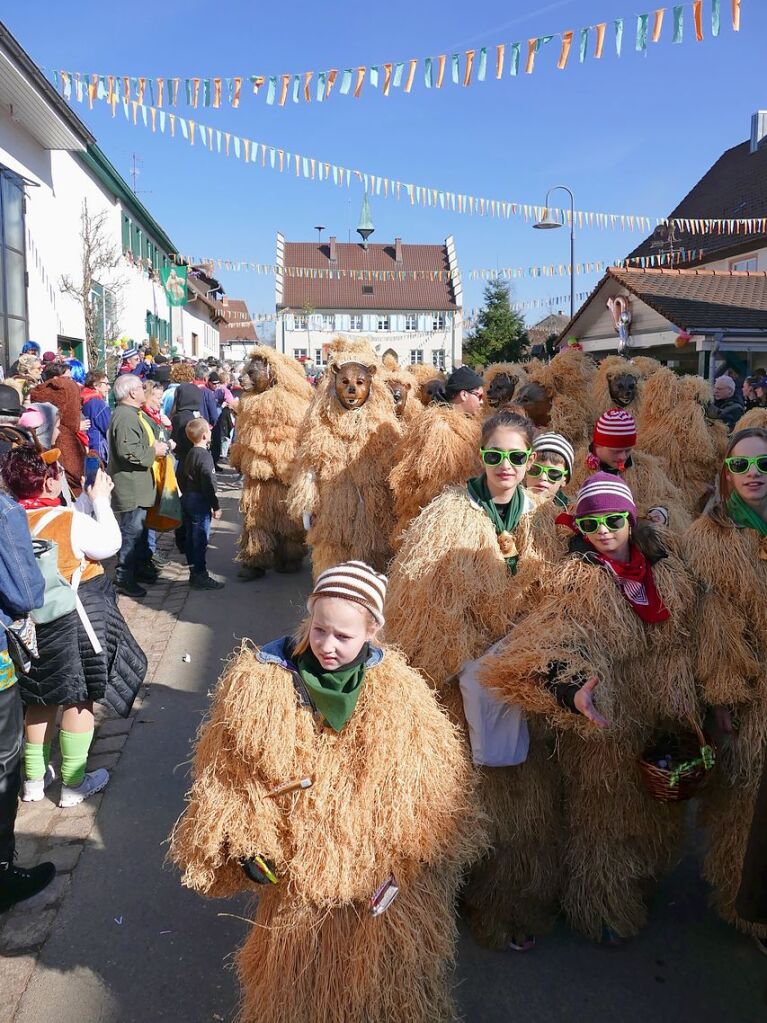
19;496;62;510
554;516;670;624
141;404;163;427
80;387;100;403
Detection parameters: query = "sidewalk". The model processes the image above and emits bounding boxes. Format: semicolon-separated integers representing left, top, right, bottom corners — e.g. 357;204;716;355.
0;530;193;1023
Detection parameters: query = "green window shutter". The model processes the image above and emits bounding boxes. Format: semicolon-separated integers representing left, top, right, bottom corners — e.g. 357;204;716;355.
122;215;131;251
146;311;153;336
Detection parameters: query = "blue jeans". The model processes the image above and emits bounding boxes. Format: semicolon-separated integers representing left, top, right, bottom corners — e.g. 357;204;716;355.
116;507;148;582
181;493;212;576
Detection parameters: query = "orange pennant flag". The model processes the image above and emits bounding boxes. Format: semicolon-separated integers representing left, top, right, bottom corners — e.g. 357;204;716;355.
189;120;196;145
310;157;316;178
192;78;200;108
278;74;290;106
558;30;573;69
382;63;392;95
169;113;176;137
495;43;505;77
137;77;146;105
213;78;222;108
156;77;164;107
732;0;741;31
278;149;284;171
304;70;313;102
693;0;704;40
525;39;537;74
594;22;606;57
88;74;98;109
244;138;251;160
107;75;115;104
150;107;156;131
463;49;475;85
404;58;417;92
651;9;665;42
436;54;446;87
252;76;264;95
123;76;131;102
233;76;242;107
354;66;366;98
326;69;338;97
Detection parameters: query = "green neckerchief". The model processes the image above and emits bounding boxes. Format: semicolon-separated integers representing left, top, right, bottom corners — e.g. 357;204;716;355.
467;474;524;573
727;491;767;537
554;489;569;509
294;644;369;732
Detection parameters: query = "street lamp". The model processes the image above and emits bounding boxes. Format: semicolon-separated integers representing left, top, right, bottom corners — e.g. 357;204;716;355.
533;185;575;321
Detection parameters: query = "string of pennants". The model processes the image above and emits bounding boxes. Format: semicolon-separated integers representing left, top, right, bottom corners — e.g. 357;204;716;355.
50;1;740;112
167;247;706;282
65;86;764;236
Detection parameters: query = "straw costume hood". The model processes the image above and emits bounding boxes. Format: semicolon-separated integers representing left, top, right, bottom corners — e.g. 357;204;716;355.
476;504;698;940
381;356;422;427
591;354;660;424
735;407;767;432
229;347;313;573
637;368;728;515
386;483;564;947
683;503;767;939
484;362;529;410
287;339;401;575
514;349;598;448
408;362;446;405
388;405;481;548
170;639;484;1023
570;408;692;533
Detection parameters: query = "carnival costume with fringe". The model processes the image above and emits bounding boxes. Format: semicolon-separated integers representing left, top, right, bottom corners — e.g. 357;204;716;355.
170;640;485;1023
229;347;313;572
386;483;564;947
684;500;767;939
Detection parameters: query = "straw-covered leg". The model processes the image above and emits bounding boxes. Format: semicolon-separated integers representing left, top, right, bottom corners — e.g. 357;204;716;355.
238;479;305;571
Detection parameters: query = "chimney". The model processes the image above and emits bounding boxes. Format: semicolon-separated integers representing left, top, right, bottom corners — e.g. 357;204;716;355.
394;236;403;264
329;235;337;263
750;110;767;154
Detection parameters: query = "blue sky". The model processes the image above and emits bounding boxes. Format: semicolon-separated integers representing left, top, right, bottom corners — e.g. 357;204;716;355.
5;0;765;326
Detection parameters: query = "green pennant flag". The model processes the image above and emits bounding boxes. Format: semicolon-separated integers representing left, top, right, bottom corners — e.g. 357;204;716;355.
579;27;589;62
424;57;433;87
161;266;188;307
711;0;721;36
615;18;624;55
452;53;460;83
509;42;521;75
636;13;649;51
673;5;684;43
477;47;487;80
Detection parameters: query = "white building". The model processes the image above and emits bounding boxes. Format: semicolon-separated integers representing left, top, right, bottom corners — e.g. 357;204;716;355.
0;21;221;371
275;198;463;370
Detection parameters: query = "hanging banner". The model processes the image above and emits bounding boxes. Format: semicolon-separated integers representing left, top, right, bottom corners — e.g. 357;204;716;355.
160;265;188;306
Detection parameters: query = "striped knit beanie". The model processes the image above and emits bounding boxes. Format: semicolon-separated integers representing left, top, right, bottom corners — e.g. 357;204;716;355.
575;472;637;525
308;561;387;627
532;432;575;479
592;408;637;448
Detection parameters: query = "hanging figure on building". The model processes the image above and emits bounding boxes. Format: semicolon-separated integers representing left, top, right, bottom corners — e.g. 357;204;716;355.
230;347;313;578
287;339;401;576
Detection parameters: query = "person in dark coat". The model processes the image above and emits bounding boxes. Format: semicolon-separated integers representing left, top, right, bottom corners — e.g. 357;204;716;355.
713;375;745;432
1;447;147;809
171;383;204;466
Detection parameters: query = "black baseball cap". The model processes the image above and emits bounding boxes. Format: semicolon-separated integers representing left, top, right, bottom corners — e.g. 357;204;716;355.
445;366;484;398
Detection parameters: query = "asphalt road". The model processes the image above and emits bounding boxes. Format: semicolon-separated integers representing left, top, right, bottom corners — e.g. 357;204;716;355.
14;481;767;1023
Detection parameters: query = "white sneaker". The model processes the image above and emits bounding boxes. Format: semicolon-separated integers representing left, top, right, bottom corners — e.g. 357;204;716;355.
58;769;110;808
21;764;56;802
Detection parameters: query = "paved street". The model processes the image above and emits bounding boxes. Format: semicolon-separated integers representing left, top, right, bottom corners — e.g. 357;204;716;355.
3;478;766;1023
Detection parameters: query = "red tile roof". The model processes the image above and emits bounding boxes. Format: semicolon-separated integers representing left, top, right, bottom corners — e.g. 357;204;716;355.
280;240;458;311
628;139;767;266
218;298;258;342
558;267;767;341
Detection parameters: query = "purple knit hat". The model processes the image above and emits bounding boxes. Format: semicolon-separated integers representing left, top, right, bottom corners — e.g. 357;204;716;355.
575;472;637;525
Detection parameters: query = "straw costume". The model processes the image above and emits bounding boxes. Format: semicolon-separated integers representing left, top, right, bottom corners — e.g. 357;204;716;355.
637;368;728;515
683;491;767;939
386;462;564;948
381;357;422;427
591;354;660;425
287;340;401;576
408;362;446;405
170;563;484;1023
515;348;598;448
735;407;767;432
229;347;313;574
389;405;481;548
570;408;692;532
484;362;529;410
477;475;698;940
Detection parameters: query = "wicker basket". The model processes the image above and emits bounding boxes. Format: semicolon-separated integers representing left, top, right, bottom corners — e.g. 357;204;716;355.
639;718;716;803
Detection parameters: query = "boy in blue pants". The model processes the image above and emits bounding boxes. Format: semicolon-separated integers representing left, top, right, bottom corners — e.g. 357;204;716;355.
177;419;224;590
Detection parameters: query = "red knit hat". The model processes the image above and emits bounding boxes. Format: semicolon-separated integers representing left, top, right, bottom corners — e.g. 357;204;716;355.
592;408;637;448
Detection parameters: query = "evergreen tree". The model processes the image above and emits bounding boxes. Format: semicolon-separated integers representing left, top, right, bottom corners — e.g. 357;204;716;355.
462;279;529;367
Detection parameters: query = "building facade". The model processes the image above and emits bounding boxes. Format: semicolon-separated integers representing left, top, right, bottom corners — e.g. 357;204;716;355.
0;21;220;371
274;205;463;370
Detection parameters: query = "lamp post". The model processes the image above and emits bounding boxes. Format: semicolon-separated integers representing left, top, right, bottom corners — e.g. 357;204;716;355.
533;185;575;322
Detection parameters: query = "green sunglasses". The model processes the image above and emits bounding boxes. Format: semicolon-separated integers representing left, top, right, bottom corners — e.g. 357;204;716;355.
725;454;767;475
575;511;630;534
480;447;532;467
527;463;567;483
